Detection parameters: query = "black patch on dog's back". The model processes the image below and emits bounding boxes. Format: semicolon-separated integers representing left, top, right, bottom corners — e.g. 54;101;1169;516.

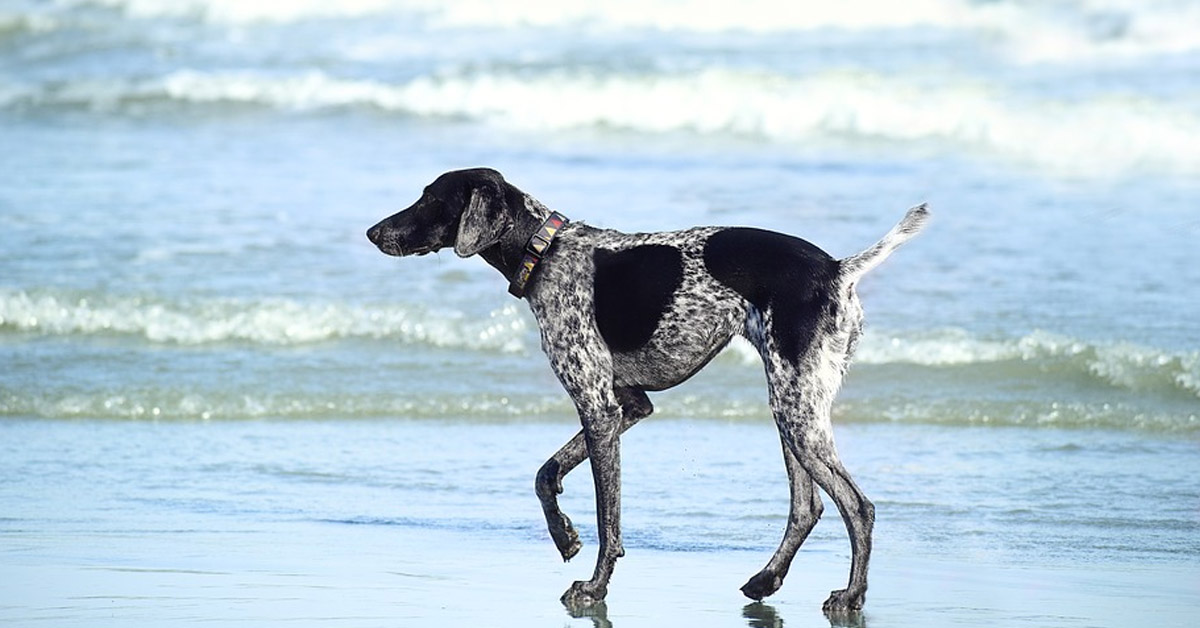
594;245;684;353
703;228;839;363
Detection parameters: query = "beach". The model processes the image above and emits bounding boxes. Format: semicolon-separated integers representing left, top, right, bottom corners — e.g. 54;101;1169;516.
2;418;1198;627
3;1;1200;626
7;526;1197;628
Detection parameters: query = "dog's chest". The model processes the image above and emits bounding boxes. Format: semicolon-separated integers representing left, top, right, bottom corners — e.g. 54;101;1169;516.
530;227;748;391
592;244;684;353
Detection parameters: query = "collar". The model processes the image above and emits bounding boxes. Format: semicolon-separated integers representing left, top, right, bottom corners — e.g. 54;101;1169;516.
508;211;568;298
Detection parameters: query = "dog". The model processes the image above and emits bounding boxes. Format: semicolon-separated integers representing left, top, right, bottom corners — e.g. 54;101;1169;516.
367;168;929;612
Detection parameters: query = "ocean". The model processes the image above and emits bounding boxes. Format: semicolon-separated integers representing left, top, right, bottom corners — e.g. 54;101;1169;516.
2;1;1198;626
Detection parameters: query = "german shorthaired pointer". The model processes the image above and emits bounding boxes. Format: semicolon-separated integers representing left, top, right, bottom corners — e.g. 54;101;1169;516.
367;168;929;612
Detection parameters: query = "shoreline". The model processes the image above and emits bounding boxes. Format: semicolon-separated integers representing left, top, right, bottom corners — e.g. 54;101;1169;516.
3;518;1196;627
2;416;1197;627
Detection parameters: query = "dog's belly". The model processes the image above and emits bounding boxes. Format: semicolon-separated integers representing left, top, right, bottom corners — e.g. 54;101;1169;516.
611;341;726;391
609;297;746;392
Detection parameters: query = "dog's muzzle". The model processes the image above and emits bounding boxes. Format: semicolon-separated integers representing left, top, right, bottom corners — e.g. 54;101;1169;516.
366;224;384;246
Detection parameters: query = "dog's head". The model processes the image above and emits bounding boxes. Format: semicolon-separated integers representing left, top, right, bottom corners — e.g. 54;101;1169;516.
367;168;515;258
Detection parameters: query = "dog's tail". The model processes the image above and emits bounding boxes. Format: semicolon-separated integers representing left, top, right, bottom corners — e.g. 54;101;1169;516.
839;203;930;282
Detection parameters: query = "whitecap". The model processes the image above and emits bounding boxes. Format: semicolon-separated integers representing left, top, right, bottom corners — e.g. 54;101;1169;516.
9;67;1200;176
0;289;530;351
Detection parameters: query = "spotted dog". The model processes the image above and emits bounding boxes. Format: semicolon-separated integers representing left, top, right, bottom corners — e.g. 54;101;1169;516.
367;168;929;612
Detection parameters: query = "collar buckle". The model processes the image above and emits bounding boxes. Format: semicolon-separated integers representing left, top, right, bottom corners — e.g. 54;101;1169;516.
508;212;568;298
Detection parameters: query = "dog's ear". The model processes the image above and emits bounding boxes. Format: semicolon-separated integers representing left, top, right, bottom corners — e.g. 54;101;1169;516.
454;180;512;257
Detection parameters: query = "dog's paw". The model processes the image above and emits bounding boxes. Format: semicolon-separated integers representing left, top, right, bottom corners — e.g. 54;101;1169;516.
561;580;607;609
550;515;582;561
822;587;865;612
739;571;783;601
559;536;582;562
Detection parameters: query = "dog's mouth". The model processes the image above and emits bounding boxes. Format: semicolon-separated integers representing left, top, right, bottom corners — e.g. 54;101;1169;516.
373;241;433;257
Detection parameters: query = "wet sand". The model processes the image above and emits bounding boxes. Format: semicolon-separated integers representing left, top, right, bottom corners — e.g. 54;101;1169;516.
4;517;1196;627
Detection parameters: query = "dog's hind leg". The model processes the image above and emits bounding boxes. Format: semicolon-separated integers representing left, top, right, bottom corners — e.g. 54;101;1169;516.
740;430;824;600
779;411;874;612
740;317;826;601
752;319;873;611
536;388;652;562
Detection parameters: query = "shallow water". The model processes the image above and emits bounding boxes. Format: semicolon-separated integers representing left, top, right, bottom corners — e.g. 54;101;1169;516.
3;417;1197;566
2;418;1197;626
2;1;1199;624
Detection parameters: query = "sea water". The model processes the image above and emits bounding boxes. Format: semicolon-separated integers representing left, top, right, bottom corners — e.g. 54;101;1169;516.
1;1;1198;625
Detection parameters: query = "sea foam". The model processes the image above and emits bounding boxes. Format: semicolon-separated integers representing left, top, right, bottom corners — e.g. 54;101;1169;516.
65;0;1200;63
724;328;1200;400
5;289;1196;401
0;290;529;352
8;68;1199;176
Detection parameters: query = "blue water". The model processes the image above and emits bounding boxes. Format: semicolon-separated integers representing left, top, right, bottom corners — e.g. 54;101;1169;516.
2;1;1199;624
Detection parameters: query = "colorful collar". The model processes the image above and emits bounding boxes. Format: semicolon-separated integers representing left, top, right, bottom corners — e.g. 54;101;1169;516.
508;212;568;298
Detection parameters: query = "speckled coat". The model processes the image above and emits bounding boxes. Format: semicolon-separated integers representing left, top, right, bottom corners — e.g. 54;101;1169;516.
366;168;929;613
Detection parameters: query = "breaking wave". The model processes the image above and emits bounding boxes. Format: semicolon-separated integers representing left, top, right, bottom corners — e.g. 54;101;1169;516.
3;380;1194;432
730;327;1200;401
58;0;975;29
3;288;1196;431
0;289;529;351
5;289;1197;401
6;68;1200;176
9;0;1200;177
45;0;1200;63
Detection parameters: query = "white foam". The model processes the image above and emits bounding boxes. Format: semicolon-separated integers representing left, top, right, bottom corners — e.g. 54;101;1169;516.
722;327;1200;399
70;0;969;29
0;290;529;351
68;0;1200;62
986;0;1200;63
30;67;1192;176
425;0;971;32
857;328;1200;399
156;70;404;110
450;69;1200;176
856;328;1023;366
73;0;405;23
722;326;1199;397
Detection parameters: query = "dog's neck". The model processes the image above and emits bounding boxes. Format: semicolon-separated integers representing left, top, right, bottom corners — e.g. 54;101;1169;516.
477;194;557;292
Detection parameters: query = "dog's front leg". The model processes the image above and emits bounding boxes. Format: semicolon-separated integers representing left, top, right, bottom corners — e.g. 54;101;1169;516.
560;398;624;608
537;387;652;563
536;432;586;561
528;282;628;608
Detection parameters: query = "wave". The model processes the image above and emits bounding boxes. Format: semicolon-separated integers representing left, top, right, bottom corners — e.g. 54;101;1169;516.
0;289;529;351
429;0;1200;64
3;384;1194;433
3;290;1196;431
5;289;1198;401
6;68;1200;176
838;397;1198;433
0;389;567;422
984;0;1200;63
57;0;406;24
48;0;1200;62
874;329;1200;402
50;0;1000;29
726;328;1200;401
